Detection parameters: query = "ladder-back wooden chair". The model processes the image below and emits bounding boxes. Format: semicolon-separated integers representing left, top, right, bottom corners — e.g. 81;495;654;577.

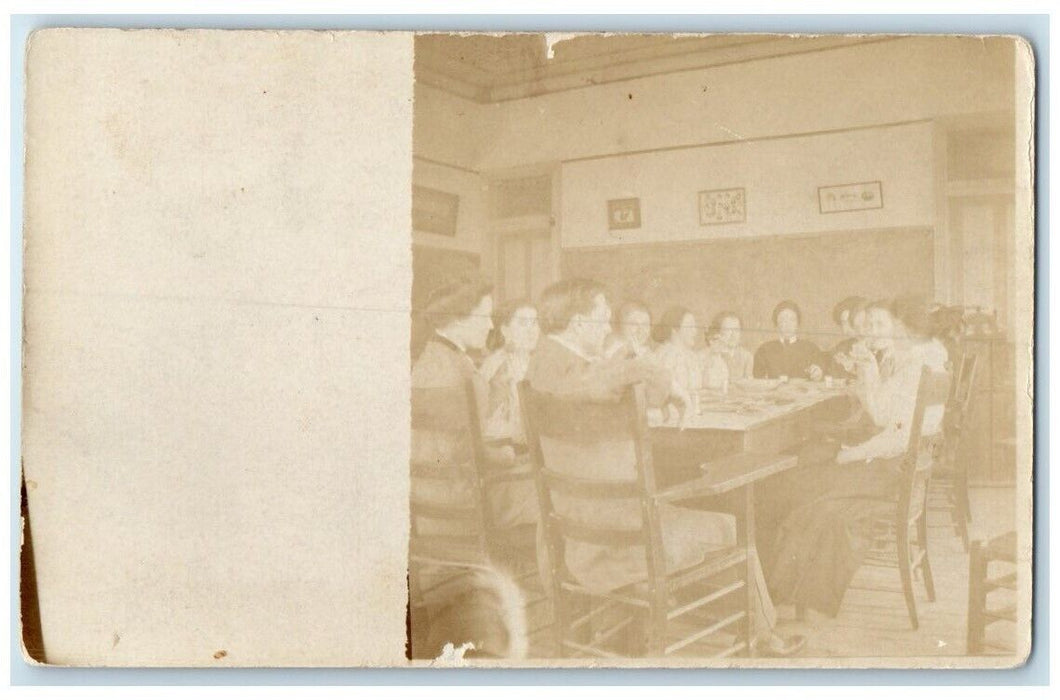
856;367;952;630
967;530;1017;654
929;352;979;550
409;379;545;657
520;380;771;659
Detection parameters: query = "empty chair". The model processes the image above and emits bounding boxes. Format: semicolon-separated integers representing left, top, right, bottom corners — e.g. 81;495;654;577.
967;530;1018;655
520;380;766;658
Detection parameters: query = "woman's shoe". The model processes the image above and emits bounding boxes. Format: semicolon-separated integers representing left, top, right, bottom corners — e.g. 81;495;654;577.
752;633;807;657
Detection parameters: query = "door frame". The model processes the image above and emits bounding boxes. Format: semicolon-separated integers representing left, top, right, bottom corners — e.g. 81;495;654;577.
496;228;553;304
484;161;562;304
946;192;1015;332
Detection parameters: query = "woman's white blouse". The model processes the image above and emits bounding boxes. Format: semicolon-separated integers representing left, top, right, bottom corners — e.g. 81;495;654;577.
651;341;703;395
845;338;949;463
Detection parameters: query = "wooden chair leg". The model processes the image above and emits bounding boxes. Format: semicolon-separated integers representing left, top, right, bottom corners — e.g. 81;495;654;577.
947;489;961;532
955;473;972;551
747;600;757;657
967;540;986;654
897;524;920;630
956;511;970;551
645;592;668;658
744;488;757;657
960;473;973;523
551;584;568;658
918;513;936;602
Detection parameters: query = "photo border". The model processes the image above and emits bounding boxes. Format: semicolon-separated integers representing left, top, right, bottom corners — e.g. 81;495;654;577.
7;12;1049;686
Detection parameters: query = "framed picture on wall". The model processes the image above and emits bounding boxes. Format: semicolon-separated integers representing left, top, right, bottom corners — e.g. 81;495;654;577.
818;181;884;214
698;187;746;225
607;198;641;230
412;185;460;236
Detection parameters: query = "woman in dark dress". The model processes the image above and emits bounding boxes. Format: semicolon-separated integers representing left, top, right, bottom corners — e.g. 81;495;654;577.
758;298;949;616
753;300;824;380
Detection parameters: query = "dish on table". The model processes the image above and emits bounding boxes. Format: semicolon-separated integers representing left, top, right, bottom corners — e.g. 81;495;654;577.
732;378;783;392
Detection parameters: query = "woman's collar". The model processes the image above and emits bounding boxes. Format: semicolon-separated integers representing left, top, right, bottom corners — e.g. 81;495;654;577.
547;333;596;363
434;329;466;353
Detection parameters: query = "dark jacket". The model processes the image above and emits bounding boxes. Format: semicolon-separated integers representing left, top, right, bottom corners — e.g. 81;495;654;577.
753;338;823;379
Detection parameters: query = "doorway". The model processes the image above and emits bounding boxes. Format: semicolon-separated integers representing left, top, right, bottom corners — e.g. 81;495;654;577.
487;168;559;305
948;194;1014;330
498;231;553;304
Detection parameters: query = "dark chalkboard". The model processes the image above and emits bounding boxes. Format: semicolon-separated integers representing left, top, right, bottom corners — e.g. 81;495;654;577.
561;227;934;351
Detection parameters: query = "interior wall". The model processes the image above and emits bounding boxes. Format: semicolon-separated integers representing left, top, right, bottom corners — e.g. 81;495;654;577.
412;83;493;170
413;35;1017;330
411;84;491;279
412;158;486;254
476;36;1015;170
560;121;933;248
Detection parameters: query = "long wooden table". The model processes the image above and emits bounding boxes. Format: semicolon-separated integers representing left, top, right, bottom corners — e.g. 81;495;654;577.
648;379;851;653
651;378;851;485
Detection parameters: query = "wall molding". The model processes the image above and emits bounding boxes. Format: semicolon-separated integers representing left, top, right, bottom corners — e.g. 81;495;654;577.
416;35;902;104
560;224;934;253
559;118;934;166
413;154;481;176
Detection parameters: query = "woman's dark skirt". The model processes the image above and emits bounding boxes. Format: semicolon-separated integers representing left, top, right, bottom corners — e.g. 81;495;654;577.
756;438;902;617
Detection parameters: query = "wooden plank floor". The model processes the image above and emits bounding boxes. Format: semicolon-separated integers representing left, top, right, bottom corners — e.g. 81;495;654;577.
525;485;1019;660
783;484;1018;660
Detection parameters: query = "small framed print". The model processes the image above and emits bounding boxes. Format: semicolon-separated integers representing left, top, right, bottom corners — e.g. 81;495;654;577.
818;181;884;214
412;185;460;236
698;187;746;225
607;198;641;230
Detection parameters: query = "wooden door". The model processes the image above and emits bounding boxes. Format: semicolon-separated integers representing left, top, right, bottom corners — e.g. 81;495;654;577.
948;195;1013;328
948;194;1016;485
498;231;553;304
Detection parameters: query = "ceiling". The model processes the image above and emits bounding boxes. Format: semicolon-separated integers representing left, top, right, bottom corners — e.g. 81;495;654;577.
414;33;894;103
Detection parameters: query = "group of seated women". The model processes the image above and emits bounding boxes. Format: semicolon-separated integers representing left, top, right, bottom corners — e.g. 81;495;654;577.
599;296;892;410
411;273;956;657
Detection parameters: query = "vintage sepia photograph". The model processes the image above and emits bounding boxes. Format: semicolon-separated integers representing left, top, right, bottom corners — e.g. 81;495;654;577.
17;25;1036;672
407;33;1034;665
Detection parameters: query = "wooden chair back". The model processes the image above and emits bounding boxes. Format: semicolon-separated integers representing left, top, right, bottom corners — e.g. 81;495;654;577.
518;381;667;596
898;368;952;526
967;530;1018;654
409;380;492;557
945;353;980;457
